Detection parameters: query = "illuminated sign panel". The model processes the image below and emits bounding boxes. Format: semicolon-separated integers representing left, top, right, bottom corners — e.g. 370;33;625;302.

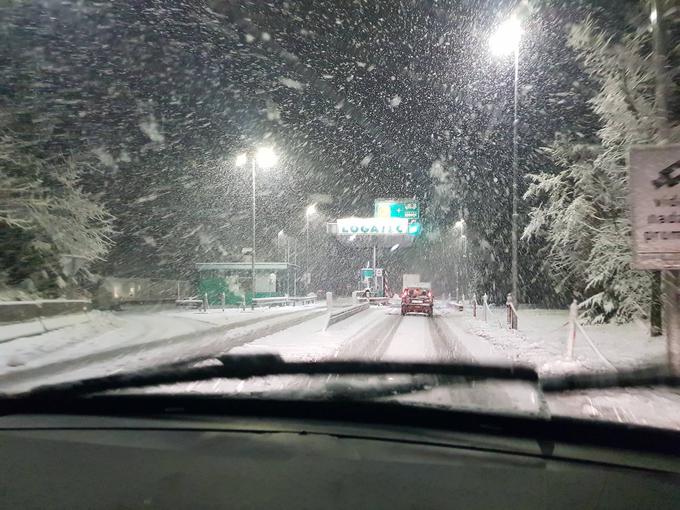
374;200;420;219
337;217;409;235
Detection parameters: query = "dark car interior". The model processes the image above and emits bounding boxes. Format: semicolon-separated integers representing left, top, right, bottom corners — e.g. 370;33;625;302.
2;395;679;510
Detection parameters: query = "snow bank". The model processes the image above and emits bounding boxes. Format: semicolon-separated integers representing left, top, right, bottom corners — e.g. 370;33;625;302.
463;307;666;374
455;307;680;430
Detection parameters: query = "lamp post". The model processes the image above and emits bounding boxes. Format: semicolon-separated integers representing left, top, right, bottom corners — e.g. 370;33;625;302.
277;229;285;259
278;230;292;296
454;219;466;300
490;16;522;304
305;203;317;291
293;237;298;296
236;147;278;309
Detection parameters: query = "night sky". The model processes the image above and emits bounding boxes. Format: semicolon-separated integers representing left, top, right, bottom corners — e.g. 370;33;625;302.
0;0;635;298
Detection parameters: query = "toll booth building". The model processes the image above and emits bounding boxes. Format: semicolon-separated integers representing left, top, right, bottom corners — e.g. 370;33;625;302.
196;262;297;306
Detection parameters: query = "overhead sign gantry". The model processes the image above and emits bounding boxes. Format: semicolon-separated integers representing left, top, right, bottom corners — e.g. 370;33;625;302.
326;199;422;295
327;200;422;248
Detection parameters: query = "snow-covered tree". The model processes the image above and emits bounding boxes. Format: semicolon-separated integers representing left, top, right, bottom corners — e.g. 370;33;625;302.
29;158;114;262
0;125;114;295
524;10;679;322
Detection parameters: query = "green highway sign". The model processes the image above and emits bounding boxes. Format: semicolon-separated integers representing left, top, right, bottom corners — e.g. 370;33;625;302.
374;199;420;220
361;268;374;279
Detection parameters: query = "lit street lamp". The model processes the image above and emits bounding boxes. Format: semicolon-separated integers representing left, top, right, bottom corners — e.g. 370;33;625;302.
236;146;278;309
490;16;522;304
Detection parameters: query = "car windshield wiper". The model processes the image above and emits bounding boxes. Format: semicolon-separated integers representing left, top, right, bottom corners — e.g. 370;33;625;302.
5;354;678;403
540;364;680;392
2;353;539;400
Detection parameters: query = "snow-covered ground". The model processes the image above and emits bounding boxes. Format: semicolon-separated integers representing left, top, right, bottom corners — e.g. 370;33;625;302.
0;311;94;343
2;300;679;431
465;307;666;373
150;304;539;416
456;306;680;430
0;304;324;378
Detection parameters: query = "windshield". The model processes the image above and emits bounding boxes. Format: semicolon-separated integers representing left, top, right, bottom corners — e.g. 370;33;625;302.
1;0;680;431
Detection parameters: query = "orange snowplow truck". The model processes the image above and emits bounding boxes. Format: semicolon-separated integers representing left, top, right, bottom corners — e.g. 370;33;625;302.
401;287;434;317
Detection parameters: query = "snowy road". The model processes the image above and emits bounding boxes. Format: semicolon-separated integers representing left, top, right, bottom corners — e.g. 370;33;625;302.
2;303;679;430
140;305;680;428
144;306;539;416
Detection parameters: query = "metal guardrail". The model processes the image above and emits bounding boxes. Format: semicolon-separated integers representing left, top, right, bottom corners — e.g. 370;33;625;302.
324;302;370;330
175;299;203;309
449;301;464;311
0;300;92;343
286;295;317;306
0;299;91;324
252;297;289;307
176;295;317;311
357;296;390;305
252;295;317;308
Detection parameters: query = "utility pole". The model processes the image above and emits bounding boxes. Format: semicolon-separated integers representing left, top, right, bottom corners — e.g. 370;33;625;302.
306;214;310;291
652;0;680;369
511;43;520;305
286;237;290;296
490;17;522;304
373;245;377;293
650;0;667;337
293;238;298;297
251;158;256;310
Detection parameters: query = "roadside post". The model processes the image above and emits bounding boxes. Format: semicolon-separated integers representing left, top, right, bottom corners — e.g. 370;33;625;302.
221;292;225;311
482;293;488;322
506;293;518;330
472;293;477;319
566;299;578;359
202;293;208;312
506;293;512;328
325;291;333;329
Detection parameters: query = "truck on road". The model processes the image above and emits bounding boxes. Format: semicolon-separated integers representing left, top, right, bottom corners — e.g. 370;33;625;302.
402;274;421;289
402;274;430;291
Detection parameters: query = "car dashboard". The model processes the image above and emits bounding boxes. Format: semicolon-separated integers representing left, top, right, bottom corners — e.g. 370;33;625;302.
1;396;679;509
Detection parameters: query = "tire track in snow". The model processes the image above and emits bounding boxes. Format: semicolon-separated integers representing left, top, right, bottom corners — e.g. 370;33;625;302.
333;310;403;360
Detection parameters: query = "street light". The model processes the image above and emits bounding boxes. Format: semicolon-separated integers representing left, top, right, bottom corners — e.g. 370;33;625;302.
490;15;521;304
305;203;317;291
489;17;521;57
277;229;285;260
277;230;291;296
255;146;278;169
236;147;278;309
452;219;467;300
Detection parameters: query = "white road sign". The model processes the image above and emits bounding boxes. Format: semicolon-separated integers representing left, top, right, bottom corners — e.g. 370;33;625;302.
630;144;680;269
337;217;409;235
